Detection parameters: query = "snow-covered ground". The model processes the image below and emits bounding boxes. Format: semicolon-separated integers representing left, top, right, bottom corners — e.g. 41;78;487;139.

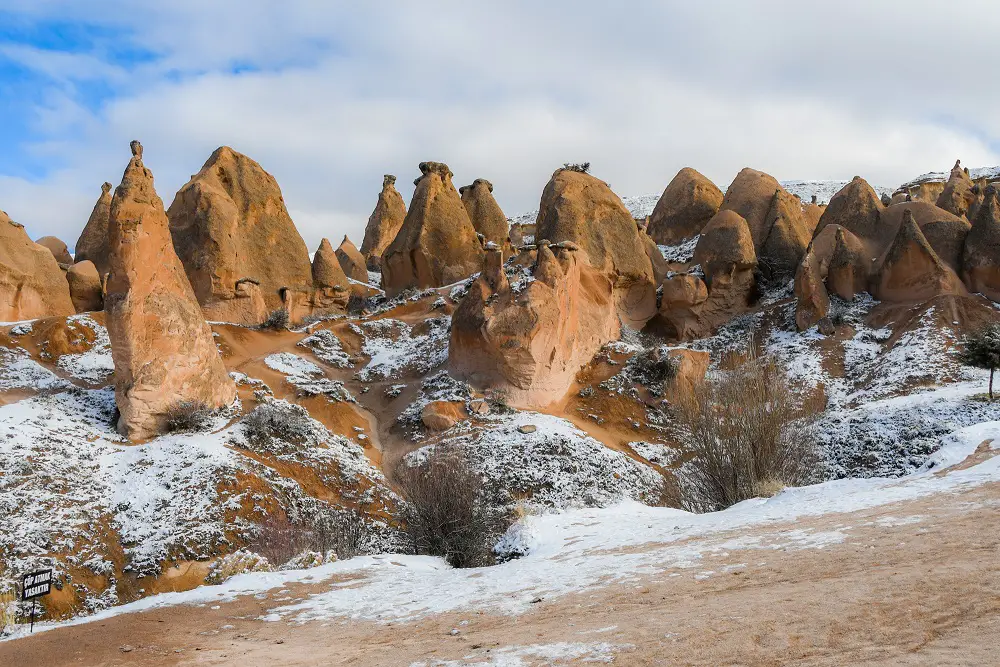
6;417;997;640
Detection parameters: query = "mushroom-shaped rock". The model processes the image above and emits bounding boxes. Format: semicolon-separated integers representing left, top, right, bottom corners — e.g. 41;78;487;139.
382;162;484;297
75;182;113;276
794;251;830;331
36;236;72;265
460;179;510;249
719;168;782;250
647;167;723;245
692;210;757;286
66;260;103;312
936;160;978;219
450;243;619;408
962;186;1000;300
535;167;657;326
105;141;236;440
0;211;75;320
313;238;350;290
167;146;313;313
826;227;870;300
759;190;811;278
361;175;408;271
874;209;966;302
335;236;368;283
813;177;886;252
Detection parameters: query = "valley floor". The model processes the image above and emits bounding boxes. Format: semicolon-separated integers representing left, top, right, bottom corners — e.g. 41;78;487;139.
3;446;998;667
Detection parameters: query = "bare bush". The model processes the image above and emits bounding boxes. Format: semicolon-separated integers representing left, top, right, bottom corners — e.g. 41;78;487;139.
242;401;315;447
260;309;290;331
670;349;820;512
629;347;679;395
163;400;214;433
247;514;314;569
396;450;513;568
248;506;374;567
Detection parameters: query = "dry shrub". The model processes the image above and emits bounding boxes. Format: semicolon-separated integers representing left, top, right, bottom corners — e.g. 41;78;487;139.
0;590;14;635
248;514;315;567
396;450;513;568
163;400;214;433
260;309;290;331
670;348;820;512
247;507;373;568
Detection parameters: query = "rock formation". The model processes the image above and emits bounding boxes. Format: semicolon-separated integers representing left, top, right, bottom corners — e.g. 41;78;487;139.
381;162;484;297
647;167;723;245
360;175;407;271
66;260;103;312
167;146;313;321
657;273;709;340
759;190;811;278
36;236;72;265
692;210;757;286
813;177;886;251
313;238;350;290
335;236;369;283
105;141;236;440
825;227;870;300
962;186;1000;301
719;168;782;249
534;167;657;326
75;182;113;276
874;210;966;302
450;243;619;407
878;202;969;273
936;160;977;219
794;250;830;331
0;211;75;321
460;179;510;249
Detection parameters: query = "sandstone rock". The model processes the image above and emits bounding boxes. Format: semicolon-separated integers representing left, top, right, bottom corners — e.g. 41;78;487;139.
813;177;886;252
759;190;810;278
0;211;75;321
75;182;113;276
382;162;484;297
802;202;825;236
36;236;72;265
534;167;657;326
313;238;350;290
962;185;1000;301
335;236;368;283
420;400;467;431
202;279;268;327
517;424;537;434
105;141;236;440
794;250;830;331
936;160;978;219
719;168;782;250
450;243;619;408
657;273;710;340
647;167;723;245
919;216;970;274
167;146;313;313
874;209;966;302
817;317;836;336
665;348;710;396
641;233;670;285
825;226;870;300
460;179;509;248
66;260;103;312
468;398;490;416
360;175;407;271
692;210;757;286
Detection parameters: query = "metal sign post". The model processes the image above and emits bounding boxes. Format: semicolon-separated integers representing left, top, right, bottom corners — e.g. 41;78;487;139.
20;569;53;633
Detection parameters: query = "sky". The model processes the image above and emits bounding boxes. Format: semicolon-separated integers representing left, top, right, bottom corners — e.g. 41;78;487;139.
1;0;999;252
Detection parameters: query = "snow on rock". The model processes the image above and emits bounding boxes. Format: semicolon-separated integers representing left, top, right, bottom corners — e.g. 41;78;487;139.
780;180;893;205
297;329;351;368
407;411;665;509
264;352;354;402
55;315;114;382
356;316;450;382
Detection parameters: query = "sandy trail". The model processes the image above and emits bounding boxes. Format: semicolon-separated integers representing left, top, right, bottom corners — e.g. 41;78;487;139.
2;480;997;666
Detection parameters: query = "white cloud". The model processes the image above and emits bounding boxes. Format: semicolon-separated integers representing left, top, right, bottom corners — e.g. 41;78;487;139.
1;1;999;249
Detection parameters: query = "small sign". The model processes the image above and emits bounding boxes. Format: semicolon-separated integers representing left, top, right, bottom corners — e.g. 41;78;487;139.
21;569;53;601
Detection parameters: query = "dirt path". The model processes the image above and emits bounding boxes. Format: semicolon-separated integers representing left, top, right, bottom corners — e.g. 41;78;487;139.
3;480;998;666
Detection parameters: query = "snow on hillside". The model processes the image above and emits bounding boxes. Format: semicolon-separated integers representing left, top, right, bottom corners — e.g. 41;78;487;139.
10;421;998;639
898;165;1000;189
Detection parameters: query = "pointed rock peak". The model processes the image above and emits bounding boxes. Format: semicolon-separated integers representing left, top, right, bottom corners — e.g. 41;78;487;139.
335;234;368;282
340;235;354;248
814;175;884;246
313;237;348;289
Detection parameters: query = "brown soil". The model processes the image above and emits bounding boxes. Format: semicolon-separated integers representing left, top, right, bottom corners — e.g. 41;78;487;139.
3;475;997;666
